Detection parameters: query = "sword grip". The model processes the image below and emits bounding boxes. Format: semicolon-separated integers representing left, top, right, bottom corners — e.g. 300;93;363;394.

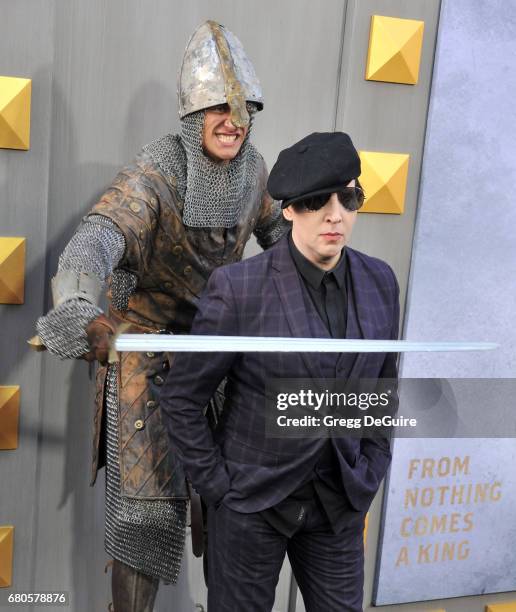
27;335;47;352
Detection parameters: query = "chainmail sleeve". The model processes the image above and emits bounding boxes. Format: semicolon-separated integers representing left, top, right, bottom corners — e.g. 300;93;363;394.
252;157;289;250
36;216;126;358
253;191;288;250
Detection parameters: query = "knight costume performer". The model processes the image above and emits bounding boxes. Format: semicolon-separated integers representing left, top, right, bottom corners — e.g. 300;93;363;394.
36;21;285;611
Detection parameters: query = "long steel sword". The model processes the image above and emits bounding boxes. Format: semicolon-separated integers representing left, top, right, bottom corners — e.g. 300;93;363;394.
114;334;498;354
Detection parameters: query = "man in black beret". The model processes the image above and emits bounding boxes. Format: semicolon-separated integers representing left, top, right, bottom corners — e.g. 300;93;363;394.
161;132;400;611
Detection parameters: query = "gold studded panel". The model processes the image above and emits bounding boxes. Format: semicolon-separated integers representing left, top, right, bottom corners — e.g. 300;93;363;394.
0;77;31;150
358;151;409;215
0;238;26;304
366;15;425;85
0;387;20;450
486;603;516;612
0;527;14;588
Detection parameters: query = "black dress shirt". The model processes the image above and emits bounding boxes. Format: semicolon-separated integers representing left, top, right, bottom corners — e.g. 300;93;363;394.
287;232;347;338
260;233;359;536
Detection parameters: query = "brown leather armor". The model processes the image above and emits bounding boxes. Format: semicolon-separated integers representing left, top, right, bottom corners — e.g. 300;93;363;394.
89;150;277;498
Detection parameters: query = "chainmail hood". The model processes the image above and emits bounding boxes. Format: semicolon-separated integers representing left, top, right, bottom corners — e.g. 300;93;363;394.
144;110;260;228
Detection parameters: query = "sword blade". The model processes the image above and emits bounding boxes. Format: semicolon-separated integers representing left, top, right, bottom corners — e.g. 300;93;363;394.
114;334;498;353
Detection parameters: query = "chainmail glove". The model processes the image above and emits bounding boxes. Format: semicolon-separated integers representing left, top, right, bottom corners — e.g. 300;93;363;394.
36;298;102;359
36;215;128;359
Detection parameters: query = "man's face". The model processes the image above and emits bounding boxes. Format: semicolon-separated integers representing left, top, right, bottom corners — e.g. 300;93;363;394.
202;104;249;162
282;181;357;270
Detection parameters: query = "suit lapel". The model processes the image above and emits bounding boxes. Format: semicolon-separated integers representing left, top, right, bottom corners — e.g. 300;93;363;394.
271;238;326;380
346;248;377;341
344;247;377;377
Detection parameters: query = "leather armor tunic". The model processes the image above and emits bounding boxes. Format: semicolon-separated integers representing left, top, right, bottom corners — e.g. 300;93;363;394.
89;149;280;499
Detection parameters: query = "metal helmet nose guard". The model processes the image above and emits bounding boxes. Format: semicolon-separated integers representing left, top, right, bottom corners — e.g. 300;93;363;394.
178;20;264;127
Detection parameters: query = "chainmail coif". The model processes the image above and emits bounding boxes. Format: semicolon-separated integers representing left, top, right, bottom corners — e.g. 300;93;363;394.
145;110;260;228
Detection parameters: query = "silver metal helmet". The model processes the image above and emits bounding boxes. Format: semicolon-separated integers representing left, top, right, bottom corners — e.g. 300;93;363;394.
178;20;264;128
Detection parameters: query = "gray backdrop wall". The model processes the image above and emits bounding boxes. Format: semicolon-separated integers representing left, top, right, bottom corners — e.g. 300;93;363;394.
2;0;514;611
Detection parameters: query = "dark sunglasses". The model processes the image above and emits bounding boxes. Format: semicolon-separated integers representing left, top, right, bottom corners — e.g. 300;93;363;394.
208;102;259;115
292;186;365;212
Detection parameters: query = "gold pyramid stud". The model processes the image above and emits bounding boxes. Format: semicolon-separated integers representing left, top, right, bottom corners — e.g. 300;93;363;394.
358;151;409;214
0;77;31;150
0;387;20;450
486;604;516;612
0;238;26;304
365;15;425;85
0;526;14;587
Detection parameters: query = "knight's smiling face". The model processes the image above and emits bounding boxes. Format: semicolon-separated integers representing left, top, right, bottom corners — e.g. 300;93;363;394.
202;104;248;162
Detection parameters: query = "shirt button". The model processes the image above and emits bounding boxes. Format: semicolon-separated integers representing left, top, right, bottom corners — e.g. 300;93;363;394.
146;400;157;409
134;419;145;430
183;266;192;276
154;375;164;386
173;245;183;256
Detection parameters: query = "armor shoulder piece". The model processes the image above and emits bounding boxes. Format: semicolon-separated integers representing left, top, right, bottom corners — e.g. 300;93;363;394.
89;155;169;276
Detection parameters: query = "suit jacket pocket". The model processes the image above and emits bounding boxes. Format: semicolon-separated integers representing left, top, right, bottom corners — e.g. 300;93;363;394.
222;436;282;468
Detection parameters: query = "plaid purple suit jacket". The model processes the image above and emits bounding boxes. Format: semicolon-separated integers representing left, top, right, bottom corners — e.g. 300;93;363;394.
160;235;400;513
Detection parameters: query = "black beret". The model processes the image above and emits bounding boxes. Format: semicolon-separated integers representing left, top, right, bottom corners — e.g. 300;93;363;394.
267;132;361;208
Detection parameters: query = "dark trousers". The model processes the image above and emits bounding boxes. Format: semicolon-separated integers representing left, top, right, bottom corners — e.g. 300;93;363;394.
207;497;365;612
